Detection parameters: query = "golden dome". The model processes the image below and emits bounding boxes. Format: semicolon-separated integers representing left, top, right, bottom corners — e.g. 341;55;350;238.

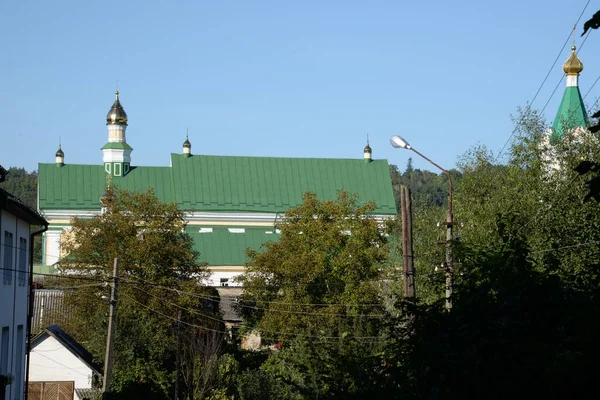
106;91;128;125
563;46;583;75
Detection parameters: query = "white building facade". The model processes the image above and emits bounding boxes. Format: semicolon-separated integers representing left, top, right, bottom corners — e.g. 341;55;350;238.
0;183;47;400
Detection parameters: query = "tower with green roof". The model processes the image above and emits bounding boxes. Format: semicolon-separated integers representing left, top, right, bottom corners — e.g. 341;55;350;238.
550;46;587;141
102;91;132;176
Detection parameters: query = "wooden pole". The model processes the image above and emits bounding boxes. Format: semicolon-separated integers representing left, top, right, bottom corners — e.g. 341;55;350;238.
102;258;119;400
174;309;182;400
444;174;453;311
401;186;416;323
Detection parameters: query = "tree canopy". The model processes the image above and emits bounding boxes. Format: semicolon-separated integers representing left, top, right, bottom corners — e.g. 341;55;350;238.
0;166;38;209
58;187;221;399
236;191;398;398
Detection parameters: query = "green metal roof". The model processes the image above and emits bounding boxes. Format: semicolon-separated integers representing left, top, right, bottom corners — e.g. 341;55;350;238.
187;226;277;266
101;142;133;150
170;154;396;214
39;154;397;215
38;164;174;209
551;86;587;140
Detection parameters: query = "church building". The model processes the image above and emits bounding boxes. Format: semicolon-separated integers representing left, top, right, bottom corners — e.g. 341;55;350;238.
37;93;397;288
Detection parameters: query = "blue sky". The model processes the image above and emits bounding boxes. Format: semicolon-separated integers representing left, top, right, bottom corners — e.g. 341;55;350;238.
1;0;598;173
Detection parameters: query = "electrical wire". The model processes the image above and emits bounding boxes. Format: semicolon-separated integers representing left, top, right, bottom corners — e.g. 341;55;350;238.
529;0;590;110
119;292;391;342
119;276;389;308
122;278;387;318
540;30;591;116
496;1;591;161
31;351;91;377
530;240;600;254
583;75;600;100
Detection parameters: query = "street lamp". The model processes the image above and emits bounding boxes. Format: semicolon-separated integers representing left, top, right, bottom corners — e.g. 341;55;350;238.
390;135;454;311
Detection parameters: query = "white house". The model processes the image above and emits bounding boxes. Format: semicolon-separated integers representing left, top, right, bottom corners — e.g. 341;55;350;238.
0;176;47;400
28;325;101;400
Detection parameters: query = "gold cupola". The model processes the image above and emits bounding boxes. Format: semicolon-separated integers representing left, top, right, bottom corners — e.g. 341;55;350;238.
106;91;128;125
563;46;584;75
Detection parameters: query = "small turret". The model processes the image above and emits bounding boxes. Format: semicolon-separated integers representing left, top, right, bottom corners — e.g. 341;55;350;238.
363;138;372;162
55;144;64;166
183;135;192;158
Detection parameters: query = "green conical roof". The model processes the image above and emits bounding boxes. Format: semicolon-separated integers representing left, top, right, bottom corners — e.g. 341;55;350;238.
550;46;587;142
551;86;587;141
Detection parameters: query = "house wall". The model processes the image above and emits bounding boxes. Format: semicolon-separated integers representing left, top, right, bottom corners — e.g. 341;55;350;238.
29;335;93;400
0;210;32;400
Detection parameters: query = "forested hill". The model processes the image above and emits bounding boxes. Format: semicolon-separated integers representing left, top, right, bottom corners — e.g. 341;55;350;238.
0;167;38;209
389;157;462;211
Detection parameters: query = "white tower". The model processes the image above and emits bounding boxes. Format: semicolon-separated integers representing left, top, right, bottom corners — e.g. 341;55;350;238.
102;91;132;176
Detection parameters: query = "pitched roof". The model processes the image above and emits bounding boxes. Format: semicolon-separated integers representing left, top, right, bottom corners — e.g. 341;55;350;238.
0;164;7;182
39;154;397;215
75;388;101;400
551;86;587;140
31;325;102;376
0;187;47;226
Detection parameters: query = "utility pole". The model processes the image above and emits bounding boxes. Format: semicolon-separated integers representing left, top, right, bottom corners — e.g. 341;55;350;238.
102;258;119;400
174;309;182;400
400;185;416;325
444;175;453;311
390;135;454;311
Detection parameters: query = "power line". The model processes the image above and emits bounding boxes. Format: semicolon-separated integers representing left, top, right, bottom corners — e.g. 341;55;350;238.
129;284;226;325
122;278;388;318
119;276;389;307
540;30;591;115
496;1;591;161
120;292;390;342
529;0;591;109
583;75;600;100
120;292;228;335
530;240;600;254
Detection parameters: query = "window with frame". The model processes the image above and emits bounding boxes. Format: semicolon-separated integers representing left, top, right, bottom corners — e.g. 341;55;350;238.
15;325;24;395
3;231;13;285
0;326;8;374
19;237;27;286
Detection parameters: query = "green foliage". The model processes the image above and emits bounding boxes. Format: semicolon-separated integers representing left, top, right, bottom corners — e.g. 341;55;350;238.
0;167;38;209
389;162;461;210
236;191;396;398
240;191;390;338
57;188;218;399
0;167;43;262
403;106;600;398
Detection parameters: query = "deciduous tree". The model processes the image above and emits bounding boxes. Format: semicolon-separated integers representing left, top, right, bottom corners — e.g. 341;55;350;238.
59;187;217;399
